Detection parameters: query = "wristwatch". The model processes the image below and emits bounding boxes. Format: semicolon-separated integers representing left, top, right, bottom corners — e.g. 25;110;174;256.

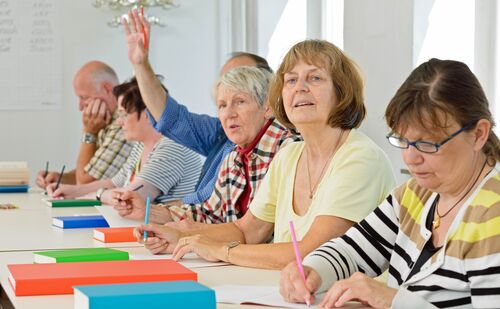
225;240;240;262
95;188;106;201
82;132;97;144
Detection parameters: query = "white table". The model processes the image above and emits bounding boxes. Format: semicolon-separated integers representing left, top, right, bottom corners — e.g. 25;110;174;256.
0;192;140;252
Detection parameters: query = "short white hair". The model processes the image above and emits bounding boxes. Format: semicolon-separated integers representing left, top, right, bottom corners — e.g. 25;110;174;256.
214;66;274;107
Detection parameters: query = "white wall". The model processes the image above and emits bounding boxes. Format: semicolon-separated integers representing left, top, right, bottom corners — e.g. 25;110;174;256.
343;0;414;185
0;0;219;185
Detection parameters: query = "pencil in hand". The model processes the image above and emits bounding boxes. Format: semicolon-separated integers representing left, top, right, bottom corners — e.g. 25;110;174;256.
54;165;65;191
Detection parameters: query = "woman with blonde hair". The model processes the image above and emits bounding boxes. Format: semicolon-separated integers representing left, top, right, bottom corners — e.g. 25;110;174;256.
134;40;395;269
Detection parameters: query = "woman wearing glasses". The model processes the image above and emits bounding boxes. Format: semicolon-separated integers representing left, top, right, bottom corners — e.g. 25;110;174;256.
280;58;500;308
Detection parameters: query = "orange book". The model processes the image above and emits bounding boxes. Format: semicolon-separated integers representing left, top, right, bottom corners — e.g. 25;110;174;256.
7;259;197;296
93;227;136;243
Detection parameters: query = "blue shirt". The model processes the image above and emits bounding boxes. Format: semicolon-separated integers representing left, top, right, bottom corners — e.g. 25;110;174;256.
147;96;234;204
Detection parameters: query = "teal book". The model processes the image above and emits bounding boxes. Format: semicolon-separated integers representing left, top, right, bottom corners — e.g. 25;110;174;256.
34;248;129;264
74;281;216;309
45;199;102;207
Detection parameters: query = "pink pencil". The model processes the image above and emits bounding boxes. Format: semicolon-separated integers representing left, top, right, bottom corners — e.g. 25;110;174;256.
289;220;310;306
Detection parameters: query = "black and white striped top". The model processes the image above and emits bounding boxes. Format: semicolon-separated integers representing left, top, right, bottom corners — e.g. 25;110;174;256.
303;163;500;308
111;137;202;203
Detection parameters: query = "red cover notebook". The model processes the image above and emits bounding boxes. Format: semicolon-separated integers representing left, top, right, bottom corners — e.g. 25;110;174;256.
93;227;136;243
7;259;197;296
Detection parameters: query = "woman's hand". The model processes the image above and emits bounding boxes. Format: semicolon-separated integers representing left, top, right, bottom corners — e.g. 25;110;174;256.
172;234;226;262
280;261;321;305
122;8;150;65
134;223;183;254
46;183;80;199
320;272;396;309
112;190;146;220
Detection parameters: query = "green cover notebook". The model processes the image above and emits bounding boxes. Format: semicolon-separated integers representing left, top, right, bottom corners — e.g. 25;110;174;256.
45;199;102;207
34;248;129;264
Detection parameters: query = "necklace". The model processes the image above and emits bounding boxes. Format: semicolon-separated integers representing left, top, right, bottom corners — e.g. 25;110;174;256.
306;130;344;199
432;158;488;230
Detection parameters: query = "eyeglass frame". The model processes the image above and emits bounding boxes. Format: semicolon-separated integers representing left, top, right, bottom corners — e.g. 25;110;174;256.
386;123;475;154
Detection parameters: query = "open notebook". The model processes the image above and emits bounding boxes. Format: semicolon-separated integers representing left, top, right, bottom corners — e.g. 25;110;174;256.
214;285;370;308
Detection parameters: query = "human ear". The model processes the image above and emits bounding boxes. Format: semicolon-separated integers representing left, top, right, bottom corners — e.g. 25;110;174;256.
472;119;491;151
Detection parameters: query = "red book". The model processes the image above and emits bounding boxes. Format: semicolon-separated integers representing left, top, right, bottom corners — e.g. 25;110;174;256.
7;259;197;296
93;227;136;243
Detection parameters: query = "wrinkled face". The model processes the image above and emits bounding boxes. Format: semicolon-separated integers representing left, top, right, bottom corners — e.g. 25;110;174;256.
281;60;337;128
398;119;478;194
216;85;269;148
116;96;145;141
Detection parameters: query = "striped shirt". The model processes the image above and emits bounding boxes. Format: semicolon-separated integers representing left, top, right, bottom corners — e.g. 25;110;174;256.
168;119;302;223
111;137;202;203
84;111;134;180
147;96;235;204
303;162;500;308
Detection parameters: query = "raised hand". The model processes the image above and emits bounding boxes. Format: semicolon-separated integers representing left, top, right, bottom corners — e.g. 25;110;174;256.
122;9;150;65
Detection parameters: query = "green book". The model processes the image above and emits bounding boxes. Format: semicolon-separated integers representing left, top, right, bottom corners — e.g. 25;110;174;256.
34;248;129;264
45;199;102;207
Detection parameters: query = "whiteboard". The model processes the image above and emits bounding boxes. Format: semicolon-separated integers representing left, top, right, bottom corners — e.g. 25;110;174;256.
0;0;61;110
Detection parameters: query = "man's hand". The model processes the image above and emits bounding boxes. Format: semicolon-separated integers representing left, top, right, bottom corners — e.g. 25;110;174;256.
36;170;59;188
82;99;111;135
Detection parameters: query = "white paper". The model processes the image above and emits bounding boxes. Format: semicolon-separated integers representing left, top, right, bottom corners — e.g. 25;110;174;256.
129;252;230;269
213;285;325;308
96;206;140;228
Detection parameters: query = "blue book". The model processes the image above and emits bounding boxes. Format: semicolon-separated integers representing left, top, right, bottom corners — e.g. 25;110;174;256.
52;215;109;229
73;281;216;309
0;185;29;193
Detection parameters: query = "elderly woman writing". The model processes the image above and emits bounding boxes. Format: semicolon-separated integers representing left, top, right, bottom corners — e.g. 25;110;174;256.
280;59;500;308
47;78;202;204
133;40;395;269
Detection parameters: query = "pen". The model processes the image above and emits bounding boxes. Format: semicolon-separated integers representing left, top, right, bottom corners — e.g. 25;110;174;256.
54;165;65;191
289;220;310;307
132;184;144;192
117;184;144;202
43;161;49;195
44;161;49;178
143;195;150;242
140;4;148;48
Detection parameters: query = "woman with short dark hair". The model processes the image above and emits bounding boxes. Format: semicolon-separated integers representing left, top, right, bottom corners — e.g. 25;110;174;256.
280;58;500;308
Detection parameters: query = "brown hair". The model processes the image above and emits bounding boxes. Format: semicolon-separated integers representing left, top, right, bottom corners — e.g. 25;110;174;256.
112;77;145;120
385;58;500;161
113;76;166;120
268;39;365;130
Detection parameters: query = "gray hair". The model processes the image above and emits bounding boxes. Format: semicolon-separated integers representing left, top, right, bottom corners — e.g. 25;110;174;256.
213;66;274;107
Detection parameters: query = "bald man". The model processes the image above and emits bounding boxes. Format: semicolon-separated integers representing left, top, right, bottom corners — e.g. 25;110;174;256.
37;61;133;187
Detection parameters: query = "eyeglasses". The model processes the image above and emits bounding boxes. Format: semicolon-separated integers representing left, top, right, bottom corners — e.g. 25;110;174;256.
386;123;474;154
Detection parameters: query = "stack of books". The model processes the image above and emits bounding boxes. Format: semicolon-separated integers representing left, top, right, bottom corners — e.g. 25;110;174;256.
0;161;29;192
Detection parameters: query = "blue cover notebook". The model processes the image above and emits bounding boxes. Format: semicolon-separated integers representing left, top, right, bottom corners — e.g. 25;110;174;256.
52;215;109;229
0;185;29;193
73;280;216;309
